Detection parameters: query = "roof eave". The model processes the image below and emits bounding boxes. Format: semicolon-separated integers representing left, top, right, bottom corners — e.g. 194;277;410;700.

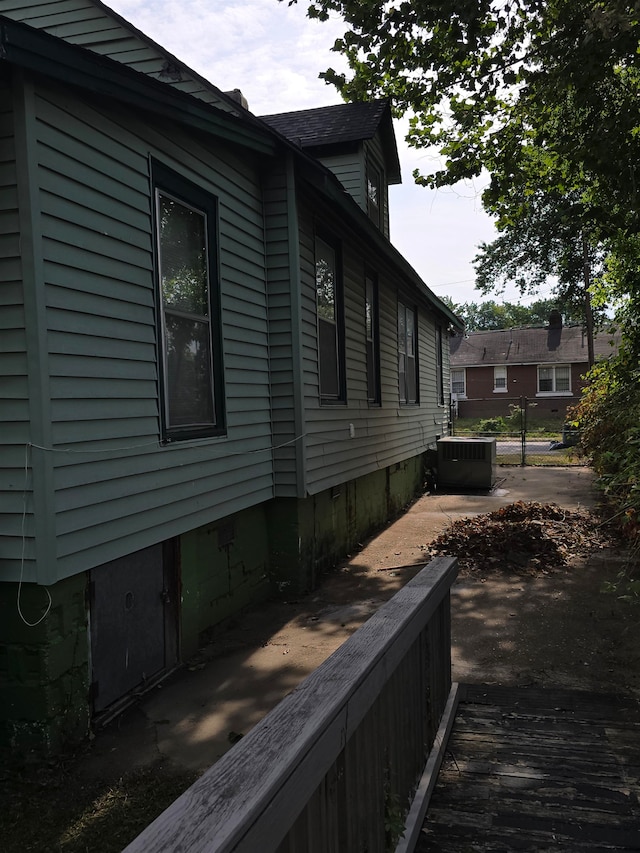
0;16;277;156
297;159;461;328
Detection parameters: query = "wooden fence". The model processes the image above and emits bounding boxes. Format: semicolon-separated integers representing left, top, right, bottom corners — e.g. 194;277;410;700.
123;556;458;853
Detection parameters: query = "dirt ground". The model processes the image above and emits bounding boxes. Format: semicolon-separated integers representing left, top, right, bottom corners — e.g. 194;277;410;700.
3;465;639;852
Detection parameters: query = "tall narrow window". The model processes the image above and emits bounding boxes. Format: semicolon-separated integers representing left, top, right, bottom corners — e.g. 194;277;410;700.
436;325;444;405
494;365;508;392
315;234;345;401
398;300;418;404
153;162;224;440
367;166;381;227
365;274;380;403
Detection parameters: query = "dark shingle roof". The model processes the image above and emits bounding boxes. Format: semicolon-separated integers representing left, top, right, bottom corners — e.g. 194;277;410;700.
261;100;387;146
261;100;401;183
450;325;620;366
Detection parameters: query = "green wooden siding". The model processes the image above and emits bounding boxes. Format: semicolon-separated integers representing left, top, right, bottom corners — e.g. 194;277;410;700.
318;135;391;239
1;0;237;112
0;75;273;584
263;160;304;498
0;75;35;576
298;193;450;496
317;152;365;209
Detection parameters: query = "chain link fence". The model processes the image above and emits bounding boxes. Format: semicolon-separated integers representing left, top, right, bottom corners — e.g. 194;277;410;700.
450;396;584;467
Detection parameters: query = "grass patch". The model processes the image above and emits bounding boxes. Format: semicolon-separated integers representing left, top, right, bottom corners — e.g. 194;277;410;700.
0;760;198;853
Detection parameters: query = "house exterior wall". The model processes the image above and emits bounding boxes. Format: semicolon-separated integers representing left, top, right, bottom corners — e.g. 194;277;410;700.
1;72;273;588
317;137;391;239
297;191;450;497
317;151;364;207
263;157;305;499
179;505;272;659
0;572;89;752
267;456;424;594
0;29;457;751
0;71;35;582
456;363;588;420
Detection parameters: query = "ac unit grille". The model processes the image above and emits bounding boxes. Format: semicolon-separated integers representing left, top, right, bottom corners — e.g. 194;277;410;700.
440;442;489;461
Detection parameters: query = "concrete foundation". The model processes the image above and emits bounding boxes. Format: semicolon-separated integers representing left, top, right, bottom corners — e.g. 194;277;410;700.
0;453;429;754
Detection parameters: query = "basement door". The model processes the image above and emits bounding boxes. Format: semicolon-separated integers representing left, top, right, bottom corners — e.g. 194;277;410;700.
90;543;177;714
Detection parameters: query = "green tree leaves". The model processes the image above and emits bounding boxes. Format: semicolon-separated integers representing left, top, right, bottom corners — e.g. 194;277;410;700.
441;296;582;331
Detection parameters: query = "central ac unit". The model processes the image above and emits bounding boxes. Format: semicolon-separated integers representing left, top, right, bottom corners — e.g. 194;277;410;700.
437;437;497;489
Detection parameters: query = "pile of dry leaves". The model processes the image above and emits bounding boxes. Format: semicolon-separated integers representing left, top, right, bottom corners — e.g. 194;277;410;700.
425;501;610;576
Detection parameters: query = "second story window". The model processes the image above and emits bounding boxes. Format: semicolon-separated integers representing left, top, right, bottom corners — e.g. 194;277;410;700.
315;234;345;402
398;300;418;404
365;274;380;403
367;166;381;228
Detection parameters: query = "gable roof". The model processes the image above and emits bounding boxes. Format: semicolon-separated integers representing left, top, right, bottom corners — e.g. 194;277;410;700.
0;11;459;330
262;101;402;184
1;0;248;115
450;325;620;367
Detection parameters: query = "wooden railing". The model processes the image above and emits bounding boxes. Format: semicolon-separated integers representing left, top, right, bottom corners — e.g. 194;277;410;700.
123;556;458;853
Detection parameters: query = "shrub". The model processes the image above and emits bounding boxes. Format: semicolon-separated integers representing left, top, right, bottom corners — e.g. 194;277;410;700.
569;341;640;552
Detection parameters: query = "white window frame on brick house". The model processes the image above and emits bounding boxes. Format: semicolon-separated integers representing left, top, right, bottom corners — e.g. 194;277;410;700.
450;368;466;398
493;365;508;392
537;364;572;396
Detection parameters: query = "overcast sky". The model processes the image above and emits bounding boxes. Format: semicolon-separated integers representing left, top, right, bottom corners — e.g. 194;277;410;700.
106;0;534;306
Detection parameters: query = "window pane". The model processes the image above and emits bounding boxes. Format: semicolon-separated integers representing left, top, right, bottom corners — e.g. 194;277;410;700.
538;366;553;392
315;239;336;323
318;317;339;398
398;301;418;404
494;366;507;389
159;193;208;316
365;276;379;402
367;174;379;208
398;306;407;355
451;369;465;395
365;278;374;341
367;168;380;226
164;313;214;426
406;310;415;357
556;366;570;391
406;355;417;403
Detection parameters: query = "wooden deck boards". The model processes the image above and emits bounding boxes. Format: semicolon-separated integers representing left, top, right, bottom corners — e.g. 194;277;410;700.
417;684;640;852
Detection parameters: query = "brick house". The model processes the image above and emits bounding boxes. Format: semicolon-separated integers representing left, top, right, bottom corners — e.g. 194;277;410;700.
450;312;620;421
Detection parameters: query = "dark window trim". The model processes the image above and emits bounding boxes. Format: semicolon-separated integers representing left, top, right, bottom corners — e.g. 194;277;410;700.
398;298;419;406
314;227;346;404
151;159;225;442
365;270;381;405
